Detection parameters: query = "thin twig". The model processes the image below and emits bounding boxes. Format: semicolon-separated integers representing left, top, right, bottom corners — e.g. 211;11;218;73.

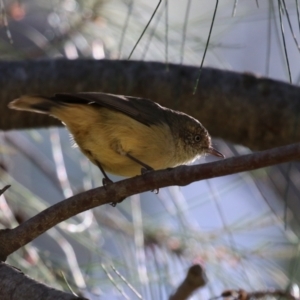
140;4;164;59
118;0;134;58
278;0;292;83
128;0;162;59
165;0;168;70
232;0;239;17
265;0;272;76
60;271;79;297
281;0;300;51
296;0;300;34
111;265;143;299
101;264;130;300
180;0;192;64
0;185;10;197
193;0;219;94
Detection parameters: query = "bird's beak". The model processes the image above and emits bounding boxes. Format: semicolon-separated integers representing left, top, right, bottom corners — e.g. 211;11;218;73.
206;147;225;159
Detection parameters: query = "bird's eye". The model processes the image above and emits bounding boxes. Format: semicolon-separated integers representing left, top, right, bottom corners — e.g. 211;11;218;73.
194;135;201;142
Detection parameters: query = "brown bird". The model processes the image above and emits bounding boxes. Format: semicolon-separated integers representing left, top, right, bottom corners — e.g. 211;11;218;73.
9;92;224;185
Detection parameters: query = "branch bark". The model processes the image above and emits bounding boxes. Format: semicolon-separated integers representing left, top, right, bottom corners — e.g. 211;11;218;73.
0;262;87;300
217;289;297;300
169;264;207;300
1;59;300;150
1;142;300;261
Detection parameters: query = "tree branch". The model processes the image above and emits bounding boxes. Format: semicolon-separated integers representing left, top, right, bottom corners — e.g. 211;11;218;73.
1;142;300;261
0;185;10;196
216;289;297;300
169;264;207;300
1;59;300;150
0;262;87;300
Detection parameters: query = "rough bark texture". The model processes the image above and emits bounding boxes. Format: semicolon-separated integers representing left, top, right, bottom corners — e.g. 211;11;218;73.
0;262;87;300
1;142;300;261
1;59;300;150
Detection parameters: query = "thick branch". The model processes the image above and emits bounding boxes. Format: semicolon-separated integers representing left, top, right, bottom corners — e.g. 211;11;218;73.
1;59;300;150
0;142;300;261
0;262;87;300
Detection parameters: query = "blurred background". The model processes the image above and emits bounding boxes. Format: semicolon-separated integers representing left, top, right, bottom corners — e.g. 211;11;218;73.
1;1;300;299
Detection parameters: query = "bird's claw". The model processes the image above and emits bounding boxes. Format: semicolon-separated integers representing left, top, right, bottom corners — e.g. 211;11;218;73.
141;167;154;174
101;177;124;207
102;177;113;187
141;167;159;194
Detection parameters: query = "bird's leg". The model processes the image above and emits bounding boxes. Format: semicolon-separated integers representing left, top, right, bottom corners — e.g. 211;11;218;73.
95;161;123;206
126;153;154;173
126;153;159;194
95;161;113;186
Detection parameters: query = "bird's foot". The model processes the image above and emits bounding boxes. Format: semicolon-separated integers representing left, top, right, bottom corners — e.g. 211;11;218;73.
141;167;159;194
102;177;113;187
101;177;125;207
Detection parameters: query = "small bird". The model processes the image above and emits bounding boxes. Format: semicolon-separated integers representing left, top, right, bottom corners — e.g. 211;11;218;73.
9;92;224;184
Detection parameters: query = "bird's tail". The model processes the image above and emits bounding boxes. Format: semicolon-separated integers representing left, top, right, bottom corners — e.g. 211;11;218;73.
8;95;61;114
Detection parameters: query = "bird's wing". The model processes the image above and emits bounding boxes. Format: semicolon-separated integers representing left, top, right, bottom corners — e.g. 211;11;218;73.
52;92;167;127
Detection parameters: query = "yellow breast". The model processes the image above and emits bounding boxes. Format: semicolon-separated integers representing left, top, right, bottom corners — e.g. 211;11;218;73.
51;104;177;177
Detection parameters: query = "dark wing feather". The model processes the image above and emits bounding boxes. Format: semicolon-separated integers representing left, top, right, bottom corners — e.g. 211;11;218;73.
51;92;167;127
